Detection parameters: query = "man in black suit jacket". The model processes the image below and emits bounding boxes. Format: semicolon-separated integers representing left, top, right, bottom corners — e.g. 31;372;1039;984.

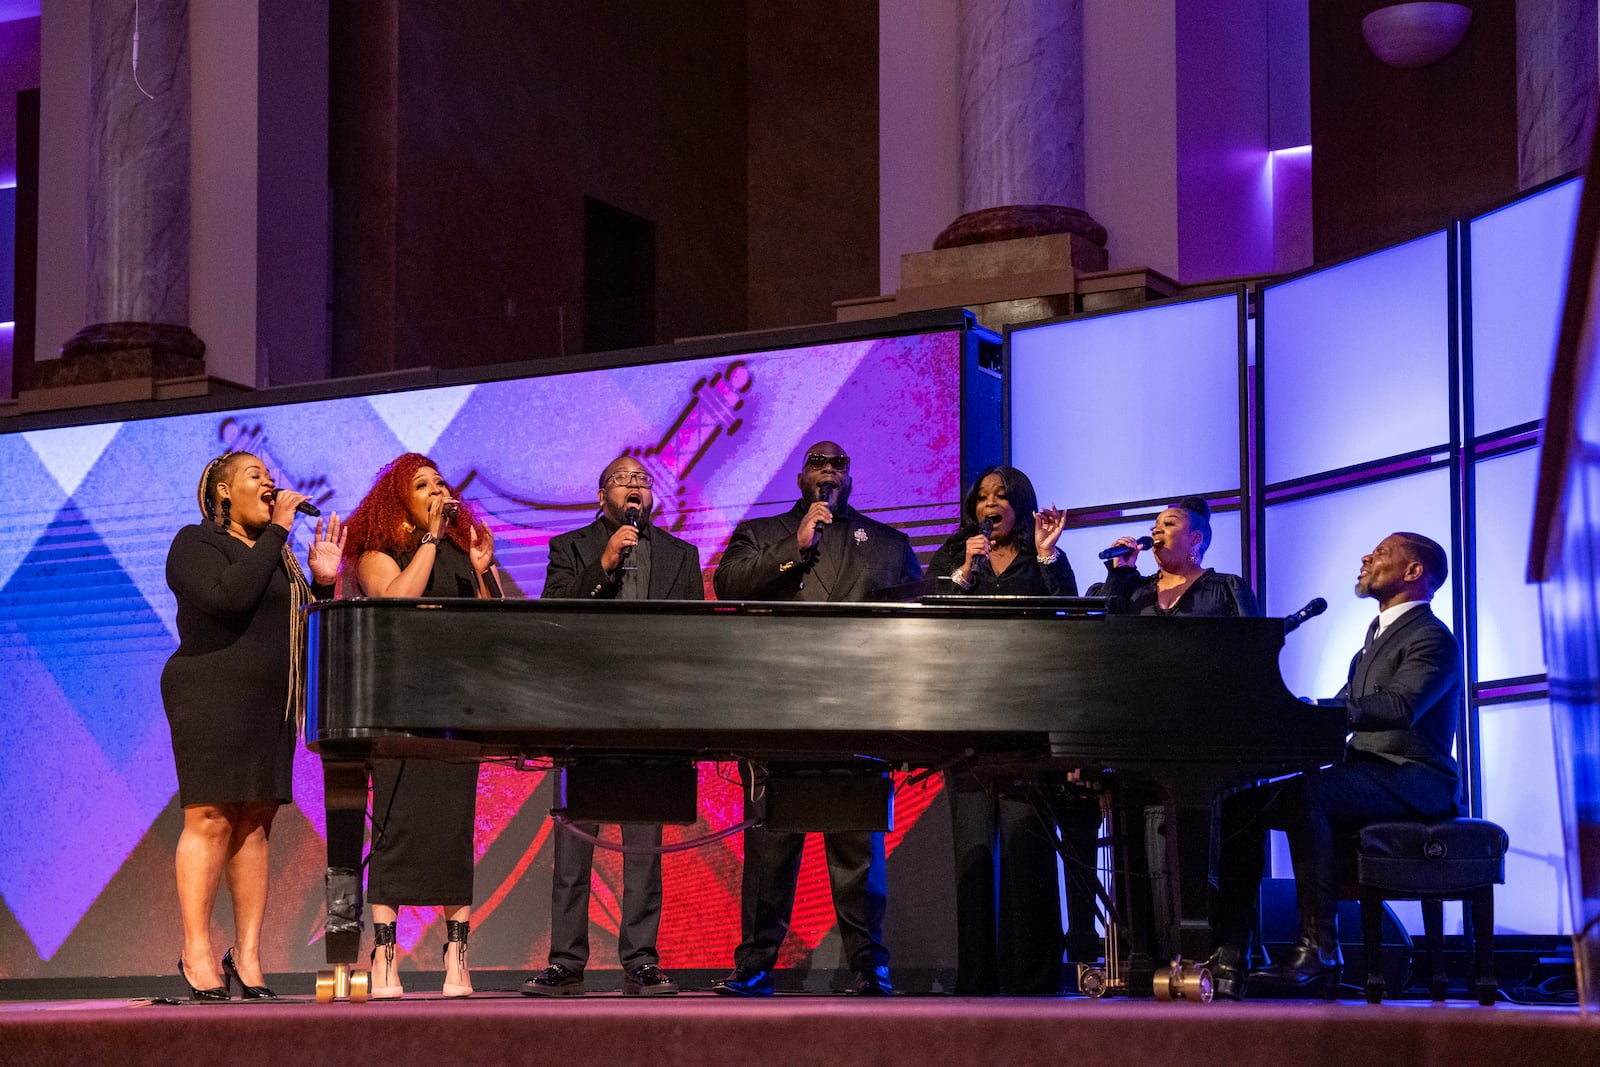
711;441;922;996
1208;531;1463;998
522;455;703;998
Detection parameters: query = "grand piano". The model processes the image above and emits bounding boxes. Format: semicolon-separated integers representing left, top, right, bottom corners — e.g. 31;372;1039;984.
305;597;1345;1000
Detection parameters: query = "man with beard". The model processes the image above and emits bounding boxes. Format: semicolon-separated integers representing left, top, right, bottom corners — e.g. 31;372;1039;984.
710;441;922;996
522;455;703;997
1207;532;1463;999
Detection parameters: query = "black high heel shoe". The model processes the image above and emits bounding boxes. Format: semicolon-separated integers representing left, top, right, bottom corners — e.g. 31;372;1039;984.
221;948;277;1000
179;956;230;1002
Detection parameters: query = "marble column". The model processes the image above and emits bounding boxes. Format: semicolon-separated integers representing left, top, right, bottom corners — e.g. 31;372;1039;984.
59;0;202;374
939;0;1104;253
1517;0;1598;190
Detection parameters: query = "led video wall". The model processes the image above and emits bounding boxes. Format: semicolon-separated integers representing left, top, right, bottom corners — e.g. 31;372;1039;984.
0;325;970;979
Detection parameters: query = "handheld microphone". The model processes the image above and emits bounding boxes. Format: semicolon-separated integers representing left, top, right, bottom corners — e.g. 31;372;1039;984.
618;504;641;569
441;500;460;524
1283;597;1328;635
270;491;321;517
1098;535;1153;561
970;516;996;579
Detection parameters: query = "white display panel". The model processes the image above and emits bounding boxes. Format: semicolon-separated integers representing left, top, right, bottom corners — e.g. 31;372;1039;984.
1057;511;1244;600
1262;231;1452;484
1479;699;1572;934
1264;469;1454;699
1469;177;1583;436
1474;448;1547;681
1010;294;1242;508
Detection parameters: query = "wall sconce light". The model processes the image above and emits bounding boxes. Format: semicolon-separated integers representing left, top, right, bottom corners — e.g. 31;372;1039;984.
1361;2;1473;68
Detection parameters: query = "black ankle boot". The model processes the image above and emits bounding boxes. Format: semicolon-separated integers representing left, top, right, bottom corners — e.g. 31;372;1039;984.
442;920;472;998
1250;921;1343;995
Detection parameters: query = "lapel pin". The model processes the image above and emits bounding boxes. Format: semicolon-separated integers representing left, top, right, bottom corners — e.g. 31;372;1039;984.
854;529;868;544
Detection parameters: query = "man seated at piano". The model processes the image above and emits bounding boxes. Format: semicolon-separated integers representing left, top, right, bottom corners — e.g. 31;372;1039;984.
1211;532;1462;999
926;465;1099;995
522;455;702;998
710;441;921;997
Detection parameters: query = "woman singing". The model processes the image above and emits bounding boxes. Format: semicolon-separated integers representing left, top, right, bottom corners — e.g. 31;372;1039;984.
342;453;499;999
1089;496;1262;998
927;466;1098;994
163;451;344;1000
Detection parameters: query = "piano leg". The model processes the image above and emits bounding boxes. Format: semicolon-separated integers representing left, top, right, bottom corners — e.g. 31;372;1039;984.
1150;791;1218;1002
316;759;370;1004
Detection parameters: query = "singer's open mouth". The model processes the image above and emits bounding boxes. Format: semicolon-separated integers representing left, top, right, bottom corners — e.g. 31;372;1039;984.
626;492;642;505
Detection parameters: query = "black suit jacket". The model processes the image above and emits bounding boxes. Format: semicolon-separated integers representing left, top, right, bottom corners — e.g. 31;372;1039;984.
542;517;704;601
713;500;921;602
1337;603;1463;813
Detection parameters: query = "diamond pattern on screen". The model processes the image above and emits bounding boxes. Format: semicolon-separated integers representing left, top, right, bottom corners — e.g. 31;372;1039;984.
366;385;477;456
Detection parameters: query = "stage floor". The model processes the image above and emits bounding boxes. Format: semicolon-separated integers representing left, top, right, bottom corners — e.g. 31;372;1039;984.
0;990;1594;1067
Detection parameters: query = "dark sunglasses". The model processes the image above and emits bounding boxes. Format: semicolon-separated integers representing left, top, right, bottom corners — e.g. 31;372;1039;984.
804;453;851;471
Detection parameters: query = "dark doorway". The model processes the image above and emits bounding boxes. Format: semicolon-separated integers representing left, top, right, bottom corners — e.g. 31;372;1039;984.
583;198;656;353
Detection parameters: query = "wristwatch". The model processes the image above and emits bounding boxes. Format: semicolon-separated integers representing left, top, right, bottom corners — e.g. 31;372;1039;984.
419;533;442;548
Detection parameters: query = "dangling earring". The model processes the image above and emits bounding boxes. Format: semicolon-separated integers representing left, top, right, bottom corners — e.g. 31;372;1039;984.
217;497;232;531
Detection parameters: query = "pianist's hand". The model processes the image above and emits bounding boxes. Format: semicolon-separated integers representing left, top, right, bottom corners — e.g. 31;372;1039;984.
601;522;640;573
307;513;347;585
797;500;833;554
469;523;495;575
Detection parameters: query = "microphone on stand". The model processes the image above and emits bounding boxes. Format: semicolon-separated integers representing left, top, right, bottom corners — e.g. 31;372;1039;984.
1098;535;1153;561
270;490;321;517
618;504;642;569
1283;597;1328;635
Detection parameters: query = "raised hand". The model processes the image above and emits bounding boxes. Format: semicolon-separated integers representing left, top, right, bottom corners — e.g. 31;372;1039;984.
307;513;347;585
1035;505;1066;557
1107;535;1143;568
469;523;495;575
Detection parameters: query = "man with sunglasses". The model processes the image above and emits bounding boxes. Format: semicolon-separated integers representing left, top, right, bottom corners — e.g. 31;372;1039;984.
711;441;921;996
523;455;704;998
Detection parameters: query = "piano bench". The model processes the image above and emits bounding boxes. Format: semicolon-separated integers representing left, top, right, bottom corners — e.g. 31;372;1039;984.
1340;818;1508;1006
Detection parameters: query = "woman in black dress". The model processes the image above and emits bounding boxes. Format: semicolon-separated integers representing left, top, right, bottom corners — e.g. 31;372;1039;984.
1089;496;1262;998
927;466;1099;994
163;451;344;999
342;452;499;999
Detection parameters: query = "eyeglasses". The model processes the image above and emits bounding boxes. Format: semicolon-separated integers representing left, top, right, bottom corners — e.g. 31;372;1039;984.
804;453;851;471
602;471;654;489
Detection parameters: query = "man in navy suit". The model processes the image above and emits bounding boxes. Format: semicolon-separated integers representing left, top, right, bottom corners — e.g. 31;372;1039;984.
1209;532;1463;998
523;455;703;997
710;441;922;996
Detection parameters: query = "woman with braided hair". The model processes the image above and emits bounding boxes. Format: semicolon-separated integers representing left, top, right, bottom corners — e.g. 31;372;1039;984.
341;452;500;999
162;451;345;999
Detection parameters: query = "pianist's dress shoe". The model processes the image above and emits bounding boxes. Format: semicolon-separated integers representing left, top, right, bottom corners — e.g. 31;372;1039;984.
1249;927;1343;997
1200;945;1250;1002
845;965;893;996
711;966;775;997
623;963;679;996
522;963;586;997
179;956;230;1002
221;948;277;1000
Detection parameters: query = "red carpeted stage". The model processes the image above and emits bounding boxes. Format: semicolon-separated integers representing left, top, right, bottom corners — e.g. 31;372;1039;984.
1;991;1594;1066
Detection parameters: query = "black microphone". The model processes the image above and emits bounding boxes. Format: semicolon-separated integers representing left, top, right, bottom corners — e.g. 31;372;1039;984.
970;516;996;579
618;504;641;569
1098;535;1153;561
441;500;460;524
270;490;320;517
1283;597;1328;634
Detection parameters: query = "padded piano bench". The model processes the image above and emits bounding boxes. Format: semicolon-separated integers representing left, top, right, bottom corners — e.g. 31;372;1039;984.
1346;818;1508;1005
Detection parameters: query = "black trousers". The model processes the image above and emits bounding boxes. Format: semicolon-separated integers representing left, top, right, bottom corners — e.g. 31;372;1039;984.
547;821;664;973
1213;753;1460;944
732;766;888;973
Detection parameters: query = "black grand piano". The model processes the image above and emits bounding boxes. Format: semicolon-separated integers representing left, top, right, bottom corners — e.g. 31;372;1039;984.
305;597;1344;1000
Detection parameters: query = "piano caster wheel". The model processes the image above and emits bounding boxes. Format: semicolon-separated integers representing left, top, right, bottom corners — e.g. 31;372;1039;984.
1077;965;1109;999
1153;958;1213;1003
314;964;370;1004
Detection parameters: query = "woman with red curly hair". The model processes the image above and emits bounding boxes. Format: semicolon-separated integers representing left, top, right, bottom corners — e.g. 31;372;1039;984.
342;453;500;999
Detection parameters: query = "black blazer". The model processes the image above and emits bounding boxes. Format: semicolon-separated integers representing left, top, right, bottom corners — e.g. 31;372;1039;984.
1338;603;1463;813
542;518;704;601
713;500;921;603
